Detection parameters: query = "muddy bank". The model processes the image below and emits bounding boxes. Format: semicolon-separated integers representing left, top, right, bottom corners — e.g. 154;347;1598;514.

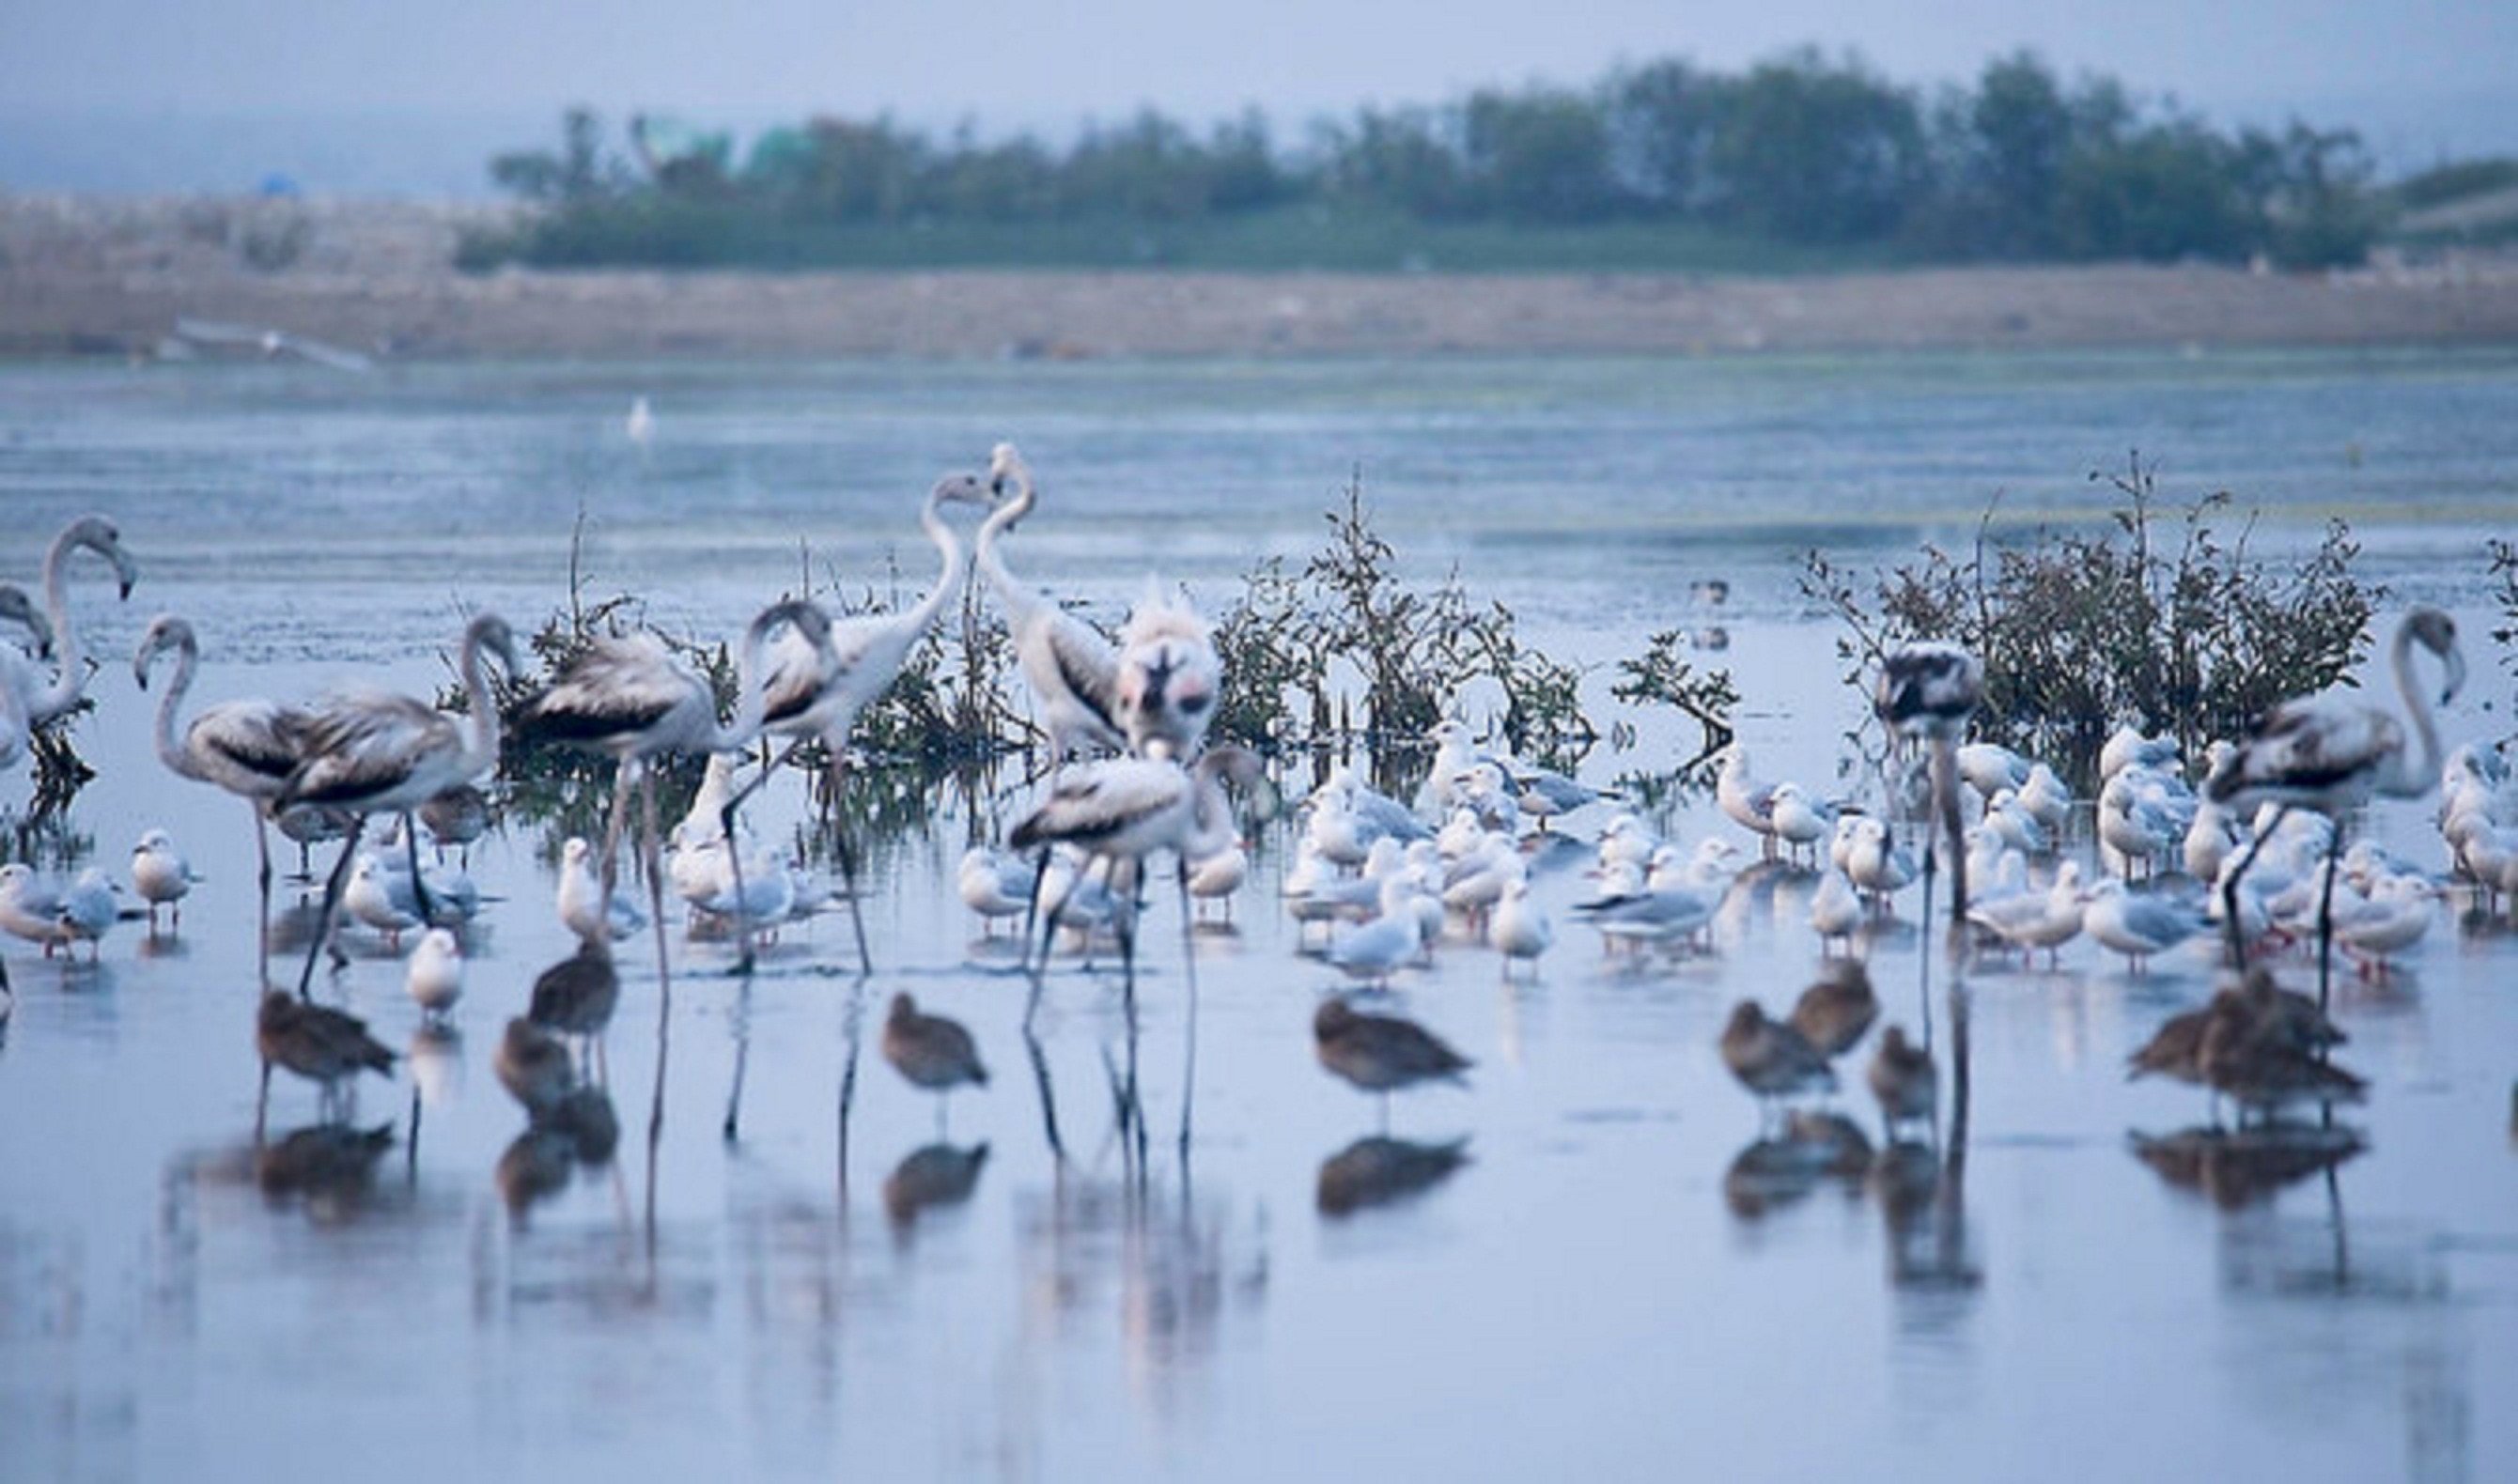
7;193;2518;360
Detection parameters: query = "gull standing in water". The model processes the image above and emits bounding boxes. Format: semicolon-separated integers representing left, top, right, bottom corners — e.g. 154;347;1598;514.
2207;607;2464;1003
130;828;202;931
274;613;520;997
716;475;999;972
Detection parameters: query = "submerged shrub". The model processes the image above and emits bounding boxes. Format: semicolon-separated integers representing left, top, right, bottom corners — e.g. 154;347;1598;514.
1804;453;2379;778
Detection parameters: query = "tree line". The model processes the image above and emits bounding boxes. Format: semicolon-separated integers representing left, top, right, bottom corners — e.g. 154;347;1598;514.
482;48;2389;270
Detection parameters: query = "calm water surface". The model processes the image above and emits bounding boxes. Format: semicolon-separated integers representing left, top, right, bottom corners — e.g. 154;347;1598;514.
2;349;2515;1482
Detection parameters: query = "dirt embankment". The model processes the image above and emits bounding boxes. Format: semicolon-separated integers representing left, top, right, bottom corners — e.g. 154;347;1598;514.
7;194;2518;361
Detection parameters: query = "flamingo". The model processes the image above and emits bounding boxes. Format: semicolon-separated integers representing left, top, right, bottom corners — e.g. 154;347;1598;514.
134;615;316;946
519;603;793;979
5;514;140;730
715;474;997;972
2206;607;2464;1000
0;583;51;775
1112;580;1221;762
977;443;1125;763
274;612;521;997
1873;642;1982;930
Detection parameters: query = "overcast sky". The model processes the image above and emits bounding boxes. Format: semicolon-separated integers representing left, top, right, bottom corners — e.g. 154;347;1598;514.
5;1;2512;192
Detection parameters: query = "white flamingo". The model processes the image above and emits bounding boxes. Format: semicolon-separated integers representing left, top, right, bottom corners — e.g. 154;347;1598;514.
1113;580;1221;762
134;615;315;934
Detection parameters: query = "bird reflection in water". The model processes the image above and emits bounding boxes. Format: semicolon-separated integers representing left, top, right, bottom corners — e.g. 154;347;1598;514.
255;1121;395;1222
882;1142;989;1235
2130;1125;2365;1212
495;1085;622;1223
1723;1111;1873;1219
1316;1136;1470;1216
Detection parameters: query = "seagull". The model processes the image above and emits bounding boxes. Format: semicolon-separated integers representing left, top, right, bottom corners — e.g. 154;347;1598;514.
1967;860;2090;967
1809;870;1863;954
54;869;117;961
1185;838;1249;920
130;827;202;930
1717;745;1781;858
1326;874;1435;989
406;928;463;1022
556;836;646;942
173;317;374;373
2084;879;2208;974
1488;876;1552;979
958;844;1041;935
1955;742;2030;801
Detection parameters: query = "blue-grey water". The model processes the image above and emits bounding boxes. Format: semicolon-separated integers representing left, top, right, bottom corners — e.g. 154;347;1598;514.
2;348;2515;1482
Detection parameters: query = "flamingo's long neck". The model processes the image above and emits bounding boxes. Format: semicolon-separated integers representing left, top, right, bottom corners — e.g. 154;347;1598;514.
148;632;203;781
974;468;1039;627
901;490;967;642
2383;618;2446;797
32;529;85;718
457;627;504;777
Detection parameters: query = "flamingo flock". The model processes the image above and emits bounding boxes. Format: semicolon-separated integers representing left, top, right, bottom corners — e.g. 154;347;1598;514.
0;480;2495;1183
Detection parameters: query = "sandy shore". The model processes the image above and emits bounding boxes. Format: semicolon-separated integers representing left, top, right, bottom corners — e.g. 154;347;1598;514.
8;193;2518;360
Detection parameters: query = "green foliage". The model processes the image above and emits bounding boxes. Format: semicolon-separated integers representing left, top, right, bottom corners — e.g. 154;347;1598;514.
2489;538;2518;719
1205;472;1691;773
1803;454;2379;780
465;51;2401;272
1609;630;1740;751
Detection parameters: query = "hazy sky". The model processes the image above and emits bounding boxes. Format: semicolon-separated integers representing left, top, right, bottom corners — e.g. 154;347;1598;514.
5;1;2512;191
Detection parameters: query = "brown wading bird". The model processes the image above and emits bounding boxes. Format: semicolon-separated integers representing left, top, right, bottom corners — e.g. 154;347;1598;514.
883;994;987;1131
1865;1026;1938;1142
529;939;621;1078
1720;1001;1837;1122
1789;959;1879;1059
2127;967;2353;1123
1313;997;1471;1131
256;991;395;1136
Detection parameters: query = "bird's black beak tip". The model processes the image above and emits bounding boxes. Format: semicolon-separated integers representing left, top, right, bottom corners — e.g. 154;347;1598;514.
117;580;134;600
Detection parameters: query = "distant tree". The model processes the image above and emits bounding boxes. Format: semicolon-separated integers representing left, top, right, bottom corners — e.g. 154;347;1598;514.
1459;85;1624;223
1706;49;1926;242
489;107;620;204
2054;110;2256;261
1960;53;2073;256
1607;58;1728;215
1313;106;1466;218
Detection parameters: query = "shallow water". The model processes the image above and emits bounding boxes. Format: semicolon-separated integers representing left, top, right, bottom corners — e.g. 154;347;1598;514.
3;349;2517;1482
